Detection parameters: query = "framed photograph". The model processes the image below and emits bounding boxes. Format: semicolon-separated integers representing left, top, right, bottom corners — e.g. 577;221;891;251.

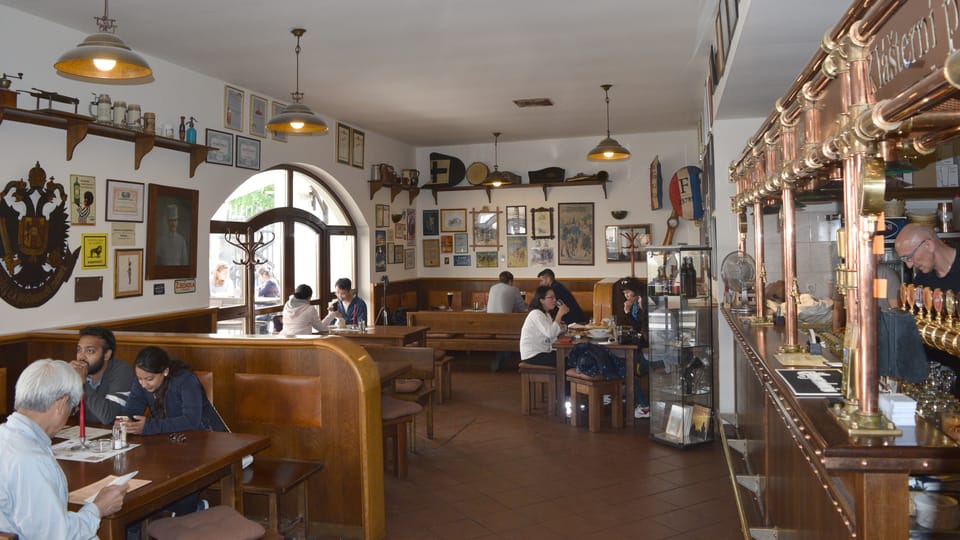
507;236;528;268
105;179;144;222
351;129;365;169
423;239;440;267
81;233;108;269
530;242;554;266
605;223;653;262
386;242;396;264
440;234;454;253
476;251;498;268
146;184;199;280
249;94;268;138
506;205;527;235
453;254;471;267
375;229;386;247
114;248;143;298
205;129;234;166
531;207;554;239
472;209;499;248
337;123;351;164
376;204;389;228
558;202;594;266
395;220;406;240
174;279;196;294
235;135;261;170
270;101;288;142
404;247;415;270
69;174;97;226
375;245;386;272
394;243;405;264
714;9;726;80
422;209;439;236
453;232;468;254
224;85;244;131
405;208;416;241
441;208;467;232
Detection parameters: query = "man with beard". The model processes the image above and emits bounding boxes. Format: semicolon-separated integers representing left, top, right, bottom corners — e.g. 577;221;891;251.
70;326;134;424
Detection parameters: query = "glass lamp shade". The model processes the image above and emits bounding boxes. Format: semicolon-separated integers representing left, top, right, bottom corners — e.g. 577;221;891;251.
54;32;152;80
587;136;631;161
266;102;328;134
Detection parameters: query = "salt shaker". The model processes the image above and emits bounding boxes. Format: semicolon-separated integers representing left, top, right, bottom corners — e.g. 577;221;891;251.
112;418;127;449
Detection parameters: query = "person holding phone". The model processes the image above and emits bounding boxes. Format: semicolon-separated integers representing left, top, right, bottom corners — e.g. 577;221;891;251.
519;285;569;367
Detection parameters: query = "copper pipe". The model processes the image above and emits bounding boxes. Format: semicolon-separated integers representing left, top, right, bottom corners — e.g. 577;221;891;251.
875;56;960;123
782;185;799;349
899;112;960;132
754;202;766;319
855;0;909;40
913;124;960;154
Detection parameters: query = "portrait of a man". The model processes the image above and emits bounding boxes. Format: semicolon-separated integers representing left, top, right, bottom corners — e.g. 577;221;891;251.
146;185;198;280
154;203;189;265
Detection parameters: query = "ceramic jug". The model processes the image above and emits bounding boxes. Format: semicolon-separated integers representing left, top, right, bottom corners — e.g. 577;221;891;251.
126;103;141;130
89;93;112;123
112;100;127;127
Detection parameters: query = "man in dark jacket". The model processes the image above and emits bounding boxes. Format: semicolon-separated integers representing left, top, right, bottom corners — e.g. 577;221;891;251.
537;268;587;324
70;326;134;424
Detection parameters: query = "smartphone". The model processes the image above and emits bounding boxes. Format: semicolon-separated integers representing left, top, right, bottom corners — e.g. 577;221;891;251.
557;299;564;306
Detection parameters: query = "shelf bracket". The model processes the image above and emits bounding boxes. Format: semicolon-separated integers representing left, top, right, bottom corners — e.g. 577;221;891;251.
390;185;402;202
369;179;383;200
600;181;608;199
133;133;155;170
188;146;209;178
484;187;492;203
64;118;89;161
541;185;549;201
736;474;765;498
430;189;439;204
408;186;420;205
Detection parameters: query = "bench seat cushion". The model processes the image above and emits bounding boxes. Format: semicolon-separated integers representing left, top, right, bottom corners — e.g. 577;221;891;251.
146;505;265;540
381;395;423;420
394;379;423;393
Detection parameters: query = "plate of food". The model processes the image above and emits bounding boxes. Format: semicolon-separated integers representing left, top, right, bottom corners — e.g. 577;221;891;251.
587;328;611;339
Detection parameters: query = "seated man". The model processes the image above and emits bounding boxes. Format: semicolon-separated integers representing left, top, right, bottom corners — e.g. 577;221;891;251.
537;268;587;324
0;359;128;538
71;326;133;424
487;271;526;372
326;277;368;326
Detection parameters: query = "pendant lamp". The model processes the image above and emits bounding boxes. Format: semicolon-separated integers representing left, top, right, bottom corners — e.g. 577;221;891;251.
54;0;152;82
266;28;328;135
483;132;511;187
587;84;631;161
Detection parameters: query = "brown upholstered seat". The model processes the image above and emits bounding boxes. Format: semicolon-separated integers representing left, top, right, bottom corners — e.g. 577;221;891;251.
381;395;422;479
565;368;624;433
434;352;453;403
519;362;556;416
146;505;266;540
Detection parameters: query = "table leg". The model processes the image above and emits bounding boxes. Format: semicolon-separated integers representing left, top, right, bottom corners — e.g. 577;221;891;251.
102;517;123;540
220;460;244;512
555;349;568;418
624;350;635;425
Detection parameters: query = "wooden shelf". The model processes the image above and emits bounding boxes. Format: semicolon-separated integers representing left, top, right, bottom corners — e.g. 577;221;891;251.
369;179;420;204
421;178;609;204
0;106;211;178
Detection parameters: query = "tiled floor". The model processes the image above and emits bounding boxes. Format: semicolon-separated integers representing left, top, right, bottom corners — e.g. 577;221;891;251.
383;354;744;539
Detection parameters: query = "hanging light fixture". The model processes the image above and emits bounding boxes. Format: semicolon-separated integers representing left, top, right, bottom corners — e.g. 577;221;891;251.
587;84;631;161
267;28;328;135
54;0;152;82
483;132;511;187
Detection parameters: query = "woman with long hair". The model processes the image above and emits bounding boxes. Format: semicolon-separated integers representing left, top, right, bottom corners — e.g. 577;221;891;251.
519;285;570;366
122;346;225;435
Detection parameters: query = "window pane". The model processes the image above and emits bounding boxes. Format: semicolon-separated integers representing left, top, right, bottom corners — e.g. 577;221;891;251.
208;234;244;307
254;222;283;305
293;222;321;300
292;171;349;225
329;234;355;293
212;169;288;221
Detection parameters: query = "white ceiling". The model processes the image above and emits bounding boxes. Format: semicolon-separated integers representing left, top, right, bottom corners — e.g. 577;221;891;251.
1;0;850;147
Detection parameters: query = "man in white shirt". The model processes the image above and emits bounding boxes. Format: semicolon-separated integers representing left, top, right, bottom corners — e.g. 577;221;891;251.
0;359;128;538
486;271;526;372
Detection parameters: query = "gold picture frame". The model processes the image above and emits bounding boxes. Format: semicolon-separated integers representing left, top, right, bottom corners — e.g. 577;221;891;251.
337;122;351;164
114;249;143;298
224;85;244;131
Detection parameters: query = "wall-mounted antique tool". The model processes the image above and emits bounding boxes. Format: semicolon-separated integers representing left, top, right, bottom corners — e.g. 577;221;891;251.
26;87;80;113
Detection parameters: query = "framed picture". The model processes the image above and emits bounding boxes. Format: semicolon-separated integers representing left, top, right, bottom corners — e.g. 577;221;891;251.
714;9;726;80
114;248;143;298
376;204;389;228
375;229;386;247
395;220;406;240
69;174;97;226
235;135;261;170
337;123;351;164
224;85;244;131
249;94;268;138
205;129;234;166
476;251;498;268
441;208;467;232
531;207;554;239
453;254;471;267
404;247;415;270
146;184;199;280
394;243;405;264
530;241;554;266
351;129;365;169
386;242;396;264
441;235;454;253
507;236;528;268
558;202;594;266
405;208;416;241
423;239;440;267
423;209;439;236
472;209;499;248
105;179;144;222
505;205;527;235
605;223;653;262
453;232;468;254
270;101;287;142
81;233;108;269
375;245;386;272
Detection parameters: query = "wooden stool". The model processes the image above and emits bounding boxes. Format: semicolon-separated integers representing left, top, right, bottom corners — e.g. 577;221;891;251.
519;361;556;416
381;395;422;479
565;369;624;433
434;350;453;403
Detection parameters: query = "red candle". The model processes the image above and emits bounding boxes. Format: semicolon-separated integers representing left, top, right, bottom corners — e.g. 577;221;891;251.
78;398;85;440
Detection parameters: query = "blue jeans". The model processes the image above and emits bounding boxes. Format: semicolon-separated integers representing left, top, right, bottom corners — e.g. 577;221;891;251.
634;352;650;407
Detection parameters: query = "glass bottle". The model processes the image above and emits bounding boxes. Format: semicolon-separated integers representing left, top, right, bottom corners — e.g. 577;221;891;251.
178;115;186;141
682;257;698;298
186;116;197;144
112;418;127;449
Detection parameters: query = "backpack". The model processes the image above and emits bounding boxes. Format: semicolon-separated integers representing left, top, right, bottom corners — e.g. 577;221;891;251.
391;307;409;326
569;342;626;380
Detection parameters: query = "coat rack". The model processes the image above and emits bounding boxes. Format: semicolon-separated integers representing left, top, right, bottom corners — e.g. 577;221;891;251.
224;227;275;333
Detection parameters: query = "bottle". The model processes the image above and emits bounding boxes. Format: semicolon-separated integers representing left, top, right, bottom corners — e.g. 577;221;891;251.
682;257;698;298
112;418;127;450
178;115;186;141
671;265;681;295
186;116;197;144
655;267;666;296
648;270;658;298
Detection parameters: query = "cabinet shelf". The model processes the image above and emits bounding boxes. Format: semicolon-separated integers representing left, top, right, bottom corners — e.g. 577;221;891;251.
0;106;211;178
420;178;609;204
368;179;420;204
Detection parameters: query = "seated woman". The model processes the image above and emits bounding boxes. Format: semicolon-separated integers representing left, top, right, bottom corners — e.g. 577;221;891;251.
209;262;235;297
620;277;651;419
123;346;226;435
281;284;335;336
519;285;570;366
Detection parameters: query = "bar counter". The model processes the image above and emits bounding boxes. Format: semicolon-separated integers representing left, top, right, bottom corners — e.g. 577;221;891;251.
723;308;960;539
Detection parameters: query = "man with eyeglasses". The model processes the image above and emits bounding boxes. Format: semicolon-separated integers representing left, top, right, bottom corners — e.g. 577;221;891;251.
895;224;960;293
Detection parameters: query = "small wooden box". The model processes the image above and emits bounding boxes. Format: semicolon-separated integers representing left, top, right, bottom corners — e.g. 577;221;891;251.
0;89;17;108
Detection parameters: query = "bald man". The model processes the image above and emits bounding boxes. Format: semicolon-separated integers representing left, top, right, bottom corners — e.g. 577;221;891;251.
894;223;960;293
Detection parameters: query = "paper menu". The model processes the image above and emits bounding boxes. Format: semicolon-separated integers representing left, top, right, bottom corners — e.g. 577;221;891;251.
68;474;150;506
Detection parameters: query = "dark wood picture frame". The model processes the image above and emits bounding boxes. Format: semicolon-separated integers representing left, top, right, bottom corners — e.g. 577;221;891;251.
146;184;199;280
558;202;594;266
531;207;554;240
440;208;467;232
235;135;261;170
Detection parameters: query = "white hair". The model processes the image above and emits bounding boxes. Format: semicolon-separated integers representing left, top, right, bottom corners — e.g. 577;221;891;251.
14;359;82;413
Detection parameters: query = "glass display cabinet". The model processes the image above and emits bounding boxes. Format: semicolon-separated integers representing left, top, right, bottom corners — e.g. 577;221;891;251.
643;245;714;448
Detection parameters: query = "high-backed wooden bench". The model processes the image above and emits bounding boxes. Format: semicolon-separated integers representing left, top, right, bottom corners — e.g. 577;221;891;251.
406;311;527;352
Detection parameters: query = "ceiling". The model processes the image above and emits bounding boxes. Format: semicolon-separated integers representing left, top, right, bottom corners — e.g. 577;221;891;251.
2;0;851;147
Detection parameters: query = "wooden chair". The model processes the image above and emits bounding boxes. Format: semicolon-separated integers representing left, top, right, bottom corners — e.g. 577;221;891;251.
365;346;436;445
0;532;18;540
566;369;624;433
434;349;453;403
518;362;556;416
381;395;422;479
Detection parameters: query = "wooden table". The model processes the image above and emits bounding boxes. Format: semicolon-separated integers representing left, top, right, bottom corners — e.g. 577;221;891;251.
554;339;639;425
61;430;269;540
325;325;428;347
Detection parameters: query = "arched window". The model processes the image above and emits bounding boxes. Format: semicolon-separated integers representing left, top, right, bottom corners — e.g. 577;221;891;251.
209;165;357;334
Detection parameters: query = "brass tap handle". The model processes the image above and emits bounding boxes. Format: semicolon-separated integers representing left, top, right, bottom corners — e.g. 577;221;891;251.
933;288;944;325
906;284;916;313
790;278;801;305
923;287;934;321
950;290;958;328
900;283;909;311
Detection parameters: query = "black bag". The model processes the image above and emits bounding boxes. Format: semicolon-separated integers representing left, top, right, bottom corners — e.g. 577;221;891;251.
391;307;409;326
569;342;626;380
